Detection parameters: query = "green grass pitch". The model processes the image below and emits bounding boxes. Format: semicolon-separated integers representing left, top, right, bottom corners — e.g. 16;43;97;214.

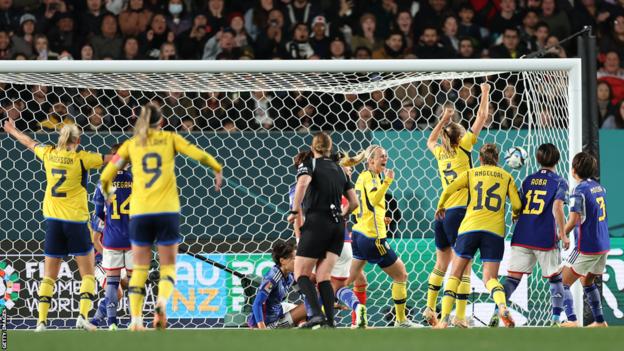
7;327;622;351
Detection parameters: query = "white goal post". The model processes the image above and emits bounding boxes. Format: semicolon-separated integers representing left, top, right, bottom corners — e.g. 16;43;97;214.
0;59;583;328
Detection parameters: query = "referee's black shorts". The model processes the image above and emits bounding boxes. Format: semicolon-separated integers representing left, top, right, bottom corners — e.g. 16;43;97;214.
297;212;344;259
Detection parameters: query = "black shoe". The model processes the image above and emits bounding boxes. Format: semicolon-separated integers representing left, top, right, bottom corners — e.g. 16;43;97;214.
299;315;325;329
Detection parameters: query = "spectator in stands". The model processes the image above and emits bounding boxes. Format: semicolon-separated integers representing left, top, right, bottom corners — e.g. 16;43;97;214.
489;26;527;58
602;99;624;129
284;0;320;30
0;30;14;60
166;0;192;36
413;25;450;59
284;22;314;59
221;118;238;132
196;91;228;130
329;35;350;59
230;12;253;52
353;45;372;59
540;0;571;40
351;13;382;53
600;15;624;61
254;8;286;59
598;51;624;103
161;90;198;130
413;0;449;38
23;85;50;130
34;0;70;34
373;30;405;59
159;41;177;59
597;81;616;125
370;0;399;39
203;27;242;59
11;14;36;58
90;13;123;59
177;14;209;59
310;15;330;58
80;44;94;60
0;0;21;32
327;0;358;45
140;13;173;59
545;35;566;57
440;15;460;54
520;9;540;51
121;36;142;59
245;0;277;41
49;13;78;57
355;104;377;131
0;99;27;131
392;104;418;131
119;0;153;37
457;3;484;46
180;116;196;131
533;21;550;51
571;0;614;34
79;0;105;43
394;10;415;53
33;34;59;60
490;0;521;38
79;104;106;132
205;0;228;39
458;37;477;58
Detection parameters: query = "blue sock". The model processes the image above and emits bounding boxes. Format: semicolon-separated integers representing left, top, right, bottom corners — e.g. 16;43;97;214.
92;296;108;323
584;284;605;323
105;276;120;325
563;284;577;322
302;292;322;318
549;274;564;321
503;276;521;300
336;287;360;310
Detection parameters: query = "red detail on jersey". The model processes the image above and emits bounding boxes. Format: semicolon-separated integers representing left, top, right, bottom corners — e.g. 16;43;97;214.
341;196;348;207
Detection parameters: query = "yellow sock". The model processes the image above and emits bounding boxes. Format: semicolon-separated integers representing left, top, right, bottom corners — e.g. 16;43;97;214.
486;278;506;306
157;264;176;306
129;265;149;318
78;275;96;319
426;268;445;310
455;275;471;320
440;277;461;321
391;281;407;322
37;277;55;325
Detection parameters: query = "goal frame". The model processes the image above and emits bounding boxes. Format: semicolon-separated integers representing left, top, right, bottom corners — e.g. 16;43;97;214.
0;58;584;325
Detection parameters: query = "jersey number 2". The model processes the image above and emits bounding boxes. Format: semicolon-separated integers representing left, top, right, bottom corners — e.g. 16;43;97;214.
473;181;502;212
51;168;67;198
142;153;162;188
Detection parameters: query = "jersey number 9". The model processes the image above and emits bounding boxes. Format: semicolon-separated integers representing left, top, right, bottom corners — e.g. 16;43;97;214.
142;153;162;188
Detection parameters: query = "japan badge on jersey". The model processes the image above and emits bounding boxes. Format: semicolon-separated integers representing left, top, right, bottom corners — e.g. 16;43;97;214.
264;281;273;293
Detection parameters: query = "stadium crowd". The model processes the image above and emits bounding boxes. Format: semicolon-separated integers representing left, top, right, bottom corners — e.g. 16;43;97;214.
0;0;623;131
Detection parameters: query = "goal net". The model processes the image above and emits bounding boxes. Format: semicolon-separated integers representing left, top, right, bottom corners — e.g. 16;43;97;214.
0;60;581;329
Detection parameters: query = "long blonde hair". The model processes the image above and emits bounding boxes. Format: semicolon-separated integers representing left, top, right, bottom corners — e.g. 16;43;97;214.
339;145;382;167
56;124;80;151
134;104;162;146
441;122;465;154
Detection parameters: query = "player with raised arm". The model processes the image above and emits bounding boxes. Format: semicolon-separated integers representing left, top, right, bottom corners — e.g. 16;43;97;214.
248;241;307;329
560;152;610;328
424;82;491;327
99;104;223;331
434;144;522;329
491;144;568;327
344;145;420;328
3;120;104;332
90;143;133;330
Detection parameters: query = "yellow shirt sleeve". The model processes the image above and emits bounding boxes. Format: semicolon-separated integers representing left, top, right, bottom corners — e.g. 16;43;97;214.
437;170;469;209
79;151;103;170
364;172;393;206
100;141;130;195
432;145;443;160
173;134;223;172
459;131;477;151
507;175;522;218
33;144;53;160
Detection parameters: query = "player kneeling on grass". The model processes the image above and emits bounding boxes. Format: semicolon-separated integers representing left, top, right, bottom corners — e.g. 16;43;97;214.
560;152;610;328
248;241;307;329
90;144;133;330
489;143;568;327
434;144;522;329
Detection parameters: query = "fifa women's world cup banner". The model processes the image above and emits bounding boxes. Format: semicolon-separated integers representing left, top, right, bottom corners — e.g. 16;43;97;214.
2;238;624;329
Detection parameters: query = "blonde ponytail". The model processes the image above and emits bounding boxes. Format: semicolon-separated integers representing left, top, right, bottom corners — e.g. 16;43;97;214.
134;104;160;146
56;124;80;151
339;144;382;167
441;122;465;154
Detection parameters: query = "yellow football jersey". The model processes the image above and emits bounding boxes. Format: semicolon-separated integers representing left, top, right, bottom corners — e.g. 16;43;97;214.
34;144;103;222
352;171;393;239
437;165;522;237
100;130;222;216
432;131;477;209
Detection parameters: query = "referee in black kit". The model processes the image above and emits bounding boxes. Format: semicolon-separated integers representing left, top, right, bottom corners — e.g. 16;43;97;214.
288;132;358;328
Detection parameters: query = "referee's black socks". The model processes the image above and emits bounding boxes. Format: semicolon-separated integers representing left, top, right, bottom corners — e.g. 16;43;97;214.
318;280;335;327
297;276;323;317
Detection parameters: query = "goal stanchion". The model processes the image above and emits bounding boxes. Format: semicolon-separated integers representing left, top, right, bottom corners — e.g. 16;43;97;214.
0;59;582;329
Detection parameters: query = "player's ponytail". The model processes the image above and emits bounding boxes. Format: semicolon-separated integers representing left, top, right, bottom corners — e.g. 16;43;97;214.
134;103;162;146
441;122;465;154
479;143;499;166
339;144;381;167
311;132;332;157
56;124;80;151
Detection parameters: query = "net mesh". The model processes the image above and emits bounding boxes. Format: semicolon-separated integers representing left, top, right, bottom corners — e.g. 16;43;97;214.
0;68;572;329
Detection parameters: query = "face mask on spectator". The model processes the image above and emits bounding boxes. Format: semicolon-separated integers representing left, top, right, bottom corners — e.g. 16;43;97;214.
169;4;183;15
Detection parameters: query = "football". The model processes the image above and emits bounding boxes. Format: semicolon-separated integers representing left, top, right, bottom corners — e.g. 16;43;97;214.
504;146;529;169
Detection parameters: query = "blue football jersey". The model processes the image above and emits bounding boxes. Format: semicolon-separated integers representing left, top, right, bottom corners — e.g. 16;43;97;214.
512;169;568;250
570;179;610;254
248;265;294;326
92;170;132;249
